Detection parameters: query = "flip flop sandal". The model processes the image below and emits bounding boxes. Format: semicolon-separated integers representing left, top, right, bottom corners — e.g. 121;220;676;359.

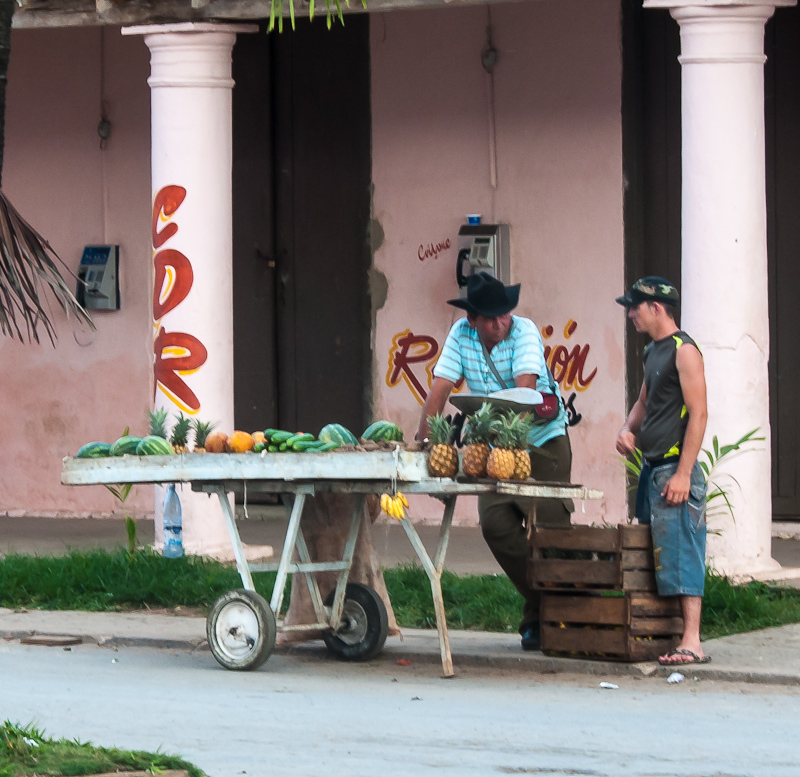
658;648;711;666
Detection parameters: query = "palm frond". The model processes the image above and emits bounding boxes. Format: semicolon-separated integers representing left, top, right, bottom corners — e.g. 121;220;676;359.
0;190;94;345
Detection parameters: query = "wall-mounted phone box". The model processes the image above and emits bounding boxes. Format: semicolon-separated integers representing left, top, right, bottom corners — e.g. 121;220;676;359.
76;245;120;310
456;224;510;291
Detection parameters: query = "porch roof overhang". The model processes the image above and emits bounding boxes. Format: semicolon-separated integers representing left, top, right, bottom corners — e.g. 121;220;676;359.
12;0;529;29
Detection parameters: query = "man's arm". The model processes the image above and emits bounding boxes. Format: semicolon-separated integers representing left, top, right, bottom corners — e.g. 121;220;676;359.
616;382;647;455
661;344;707;505
514;373;539;390
416;377;456;440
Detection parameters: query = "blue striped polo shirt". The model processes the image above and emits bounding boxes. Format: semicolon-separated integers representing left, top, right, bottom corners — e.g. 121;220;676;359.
434;316;567;447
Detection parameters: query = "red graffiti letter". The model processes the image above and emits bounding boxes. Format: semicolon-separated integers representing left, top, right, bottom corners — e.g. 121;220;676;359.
152;185;187;249
153;249;194;320
153;327;208;412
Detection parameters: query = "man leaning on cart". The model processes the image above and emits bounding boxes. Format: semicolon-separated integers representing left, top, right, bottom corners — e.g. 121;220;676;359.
416;271;572;652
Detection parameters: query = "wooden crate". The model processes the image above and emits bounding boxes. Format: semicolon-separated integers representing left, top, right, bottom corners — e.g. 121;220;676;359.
528;524;657;592
539;592;683;662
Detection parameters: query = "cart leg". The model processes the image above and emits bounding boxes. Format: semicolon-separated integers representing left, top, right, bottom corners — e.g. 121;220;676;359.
399;495;457;678
271;487;313;615
329;494;365;630
212;485;255;592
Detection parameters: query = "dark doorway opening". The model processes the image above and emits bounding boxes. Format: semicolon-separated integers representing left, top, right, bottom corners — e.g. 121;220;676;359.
231;19;373;446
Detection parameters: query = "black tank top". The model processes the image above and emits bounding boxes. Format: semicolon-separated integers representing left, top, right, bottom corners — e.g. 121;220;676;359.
639;330;700;461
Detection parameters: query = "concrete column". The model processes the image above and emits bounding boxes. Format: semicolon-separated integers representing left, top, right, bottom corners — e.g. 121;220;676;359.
645;1;791;578
123;23;268;560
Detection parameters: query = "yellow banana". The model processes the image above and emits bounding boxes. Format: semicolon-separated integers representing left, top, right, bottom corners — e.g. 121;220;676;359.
380;493;391;514
392;495;406;520
397;492;409;508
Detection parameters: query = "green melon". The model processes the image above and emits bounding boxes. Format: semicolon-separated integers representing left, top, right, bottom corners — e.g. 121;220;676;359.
136;435;175;456
362;421;404;442
318;423;358;447
110;435;143;456
75;442;112;459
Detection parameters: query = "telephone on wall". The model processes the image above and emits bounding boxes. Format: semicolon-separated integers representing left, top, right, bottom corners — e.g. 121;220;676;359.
456;224;510;292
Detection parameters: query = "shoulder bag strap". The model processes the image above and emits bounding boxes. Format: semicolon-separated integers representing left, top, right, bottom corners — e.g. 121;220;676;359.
480;340;514;390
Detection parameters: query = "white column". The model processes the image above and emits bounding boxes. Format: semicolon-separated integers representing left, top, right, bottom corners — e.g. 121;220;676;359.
648;2;788;578
124;23;269;561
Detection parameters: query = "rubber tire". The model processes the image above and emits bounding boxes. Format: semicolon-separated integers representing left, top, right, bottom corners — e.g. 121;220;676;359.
207;589;276;671
322;583;389;662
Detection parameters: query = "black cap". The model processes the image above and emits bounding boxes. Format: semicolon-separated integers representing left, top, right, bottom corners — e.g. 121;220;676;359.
616;276;679;307
448;272;521;317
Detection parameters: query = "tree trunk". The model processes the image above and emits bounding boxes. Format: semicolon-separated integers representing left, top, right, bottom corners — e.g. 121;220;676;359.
276;492;400;644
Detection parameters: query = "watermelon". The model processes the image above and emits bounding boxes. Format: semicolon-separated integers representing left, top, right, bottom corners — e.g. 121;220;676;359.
75;442;112;459
362;421;404;442
318;423;358;446
136;435;174;456
110;435;143;456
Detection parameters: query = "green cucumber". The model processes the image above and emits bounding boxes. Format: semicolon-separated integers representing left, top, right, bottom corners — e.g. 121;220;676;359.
279;442;289;451
314;442;340;452
269;431;295;444
268;444;279;452
253;442;266;453
286;432;314;447
292;440;326;452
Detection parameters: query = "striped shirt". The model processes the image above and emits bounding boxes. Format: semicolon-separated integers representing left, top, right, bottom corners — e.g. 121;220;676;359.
434;316;567;446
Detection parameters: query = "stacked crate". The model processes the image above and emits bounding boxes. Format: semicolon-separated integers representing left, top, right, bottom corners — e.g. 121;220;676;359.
528;525;683;662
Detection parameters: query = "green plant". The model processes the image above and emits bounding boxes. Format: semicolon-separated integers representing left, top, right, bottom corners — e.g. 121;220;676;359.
0;720;205;776
621;427;765;525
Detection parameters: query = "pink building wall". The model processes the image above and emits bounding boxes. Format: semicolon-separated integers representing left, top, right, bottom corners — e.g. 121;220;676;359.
1;1;628;528
0;27;154;518
370;0;627;524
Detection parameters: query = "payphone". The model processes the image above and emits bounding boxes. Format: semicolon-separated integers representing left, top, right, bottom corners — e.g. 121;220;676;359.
76;245;120;311
456;223;510;293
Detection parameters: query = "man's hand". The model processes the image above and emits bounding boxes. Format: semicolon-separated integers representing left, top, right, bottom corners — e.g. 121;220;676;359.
616;427;637;456
662;470;691;505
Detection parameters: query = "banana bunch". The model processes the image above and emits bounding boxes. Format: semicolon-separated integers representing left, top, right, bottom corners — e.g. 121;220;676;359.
380;492;409;520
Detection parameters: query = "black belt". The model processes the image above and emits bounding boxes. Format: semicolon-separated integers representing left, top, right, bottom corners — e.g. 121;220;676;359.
644;455;678;469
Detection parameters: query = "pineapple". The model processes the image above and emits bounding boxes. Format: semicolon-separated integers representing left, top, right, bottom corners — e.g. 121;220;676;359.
170;412;193;454
427;413;459;479
509;413;534;481
192;418;216;452
148;407;169;440
462;402;496;478
487;412;531;481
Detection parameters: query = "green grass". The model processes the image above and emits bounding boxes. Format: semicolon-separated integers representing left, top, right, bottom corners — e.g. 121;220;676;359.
0;720;205;776
1;549;799;639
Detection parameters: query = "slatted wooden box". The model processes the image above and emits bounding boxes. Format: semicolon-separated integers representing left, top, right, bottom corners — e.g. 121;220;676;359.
528;524;657;592
539;592;683;662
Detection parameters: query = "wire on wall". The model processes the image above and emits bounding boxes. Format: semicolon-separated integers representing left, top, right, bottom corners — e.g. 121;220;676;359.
484;6;499;209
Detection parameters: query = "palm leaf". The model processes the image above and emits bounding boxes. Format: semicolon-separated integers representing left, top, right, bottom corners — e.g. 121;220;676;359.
0;190;94;344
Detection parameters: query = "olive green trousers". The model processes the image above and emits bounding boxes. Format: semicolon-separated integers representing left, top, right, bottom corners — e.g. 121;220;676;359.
478;432;573;633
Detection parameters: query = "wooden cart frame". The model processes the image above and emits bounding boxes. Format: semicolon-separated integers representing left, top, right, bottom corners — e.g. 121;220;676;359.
62;450;602;677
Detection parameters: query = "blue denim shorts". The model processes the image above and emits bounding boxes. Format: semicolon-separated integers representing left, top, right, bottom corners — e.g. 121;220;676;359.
635;460;707;597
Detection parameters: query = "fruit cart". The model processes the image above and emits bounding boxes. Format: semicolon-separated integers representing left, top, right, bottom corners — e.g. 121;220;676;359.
61;450;602;677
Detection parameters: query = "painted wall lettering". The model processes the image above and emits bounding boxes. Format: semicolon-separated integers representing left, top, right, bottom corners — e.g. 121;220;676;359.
418;238;452;262
386;320;597;422
151;184;207;414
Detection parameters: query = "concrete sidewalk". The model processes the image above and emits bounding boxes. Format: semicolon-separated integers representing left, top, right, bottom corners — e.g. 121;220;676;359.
2;514;800;685
2;606;800;685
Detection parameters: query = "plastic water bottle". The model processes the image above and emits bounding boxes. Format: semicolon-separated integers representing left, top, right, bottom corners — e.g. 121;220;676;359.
162;484;184;558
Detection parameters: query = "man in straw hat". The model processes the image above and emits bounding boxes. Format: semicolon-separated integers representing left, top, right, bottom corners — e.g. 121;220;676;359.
417;271;571;652
615;276;710;665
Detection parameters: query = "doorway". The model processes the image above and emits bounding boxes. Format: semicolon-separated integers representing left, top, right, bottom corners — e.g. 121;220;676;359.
231;18;372;440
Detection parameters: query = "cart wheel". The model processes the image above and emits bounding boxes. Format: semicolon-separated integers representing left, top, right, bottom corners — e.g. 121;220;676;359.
323;583;389;662
207;589;276;671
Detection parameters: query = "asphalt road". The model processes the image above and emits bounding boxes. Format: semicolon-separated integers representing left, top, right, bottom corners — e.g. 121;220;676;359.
1;640;799;777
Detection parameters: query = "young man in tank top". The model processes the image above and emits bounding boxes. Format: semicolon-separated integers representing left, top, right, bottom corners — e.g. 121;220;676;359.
615;277;710;665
